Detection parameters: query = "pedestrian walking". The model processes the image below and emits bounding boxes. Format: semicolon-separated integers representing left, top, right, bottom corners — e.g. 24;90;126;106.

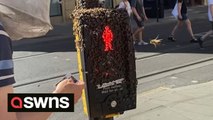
130;0;148;45
117;0;132;16
197;0;213;48
168;0;198;43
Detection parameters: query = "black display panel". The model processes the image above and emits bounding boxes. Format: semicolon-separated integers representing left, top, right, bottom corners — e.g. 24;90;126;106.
73;8;137;118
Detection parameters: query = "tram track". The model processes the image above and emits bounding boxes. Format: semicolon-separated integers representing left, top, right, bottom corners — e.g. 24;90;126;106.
14;53;213;88
14;50;213;90
14;52;50;61
13;45;172;88
137;57;213;83
13;38;213;89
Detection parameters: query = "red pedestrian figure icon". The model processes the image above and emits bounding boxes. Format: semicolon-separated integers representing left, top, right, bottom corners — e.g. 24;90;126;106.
102;26;114;52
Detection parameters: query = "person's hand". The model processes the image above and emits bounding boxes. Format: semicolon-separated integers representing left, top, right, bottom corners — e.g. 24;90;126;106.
178;14;182;20
144;16;148;21
137;16;142;21
54;78;84;104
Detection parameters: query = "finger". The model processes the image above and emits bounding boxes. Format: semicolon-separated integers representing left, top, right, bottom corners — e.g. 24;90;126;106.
78;83;85;89
70;76;79;83
63;78;74;83
74;92;82;103
75;81;85;88
76;80;84;85
67;83;84;91
74;98;80;104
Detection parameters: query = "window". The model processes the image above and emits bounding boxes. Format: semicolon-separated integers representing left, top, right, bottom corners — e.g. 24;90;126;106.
50;0;62;16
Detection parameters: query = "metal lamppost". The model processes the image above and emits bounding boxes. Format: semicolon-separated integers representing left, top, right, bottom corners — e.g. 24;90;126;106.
156;0;159;22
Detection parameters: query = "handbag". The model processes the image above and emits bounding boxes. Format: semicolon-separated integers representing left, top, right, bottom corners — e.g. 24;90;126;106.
172;0;178;19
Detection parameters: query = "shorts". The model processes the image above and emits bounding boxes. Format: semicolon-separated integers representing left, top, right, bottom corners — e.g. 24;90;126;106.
178;14;188;21
133;15;144;28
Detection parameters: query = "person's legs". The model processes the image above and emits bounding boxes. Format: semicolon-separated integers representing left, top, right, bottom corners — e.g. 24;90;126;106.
137;27;148;45
172;20;183;35
198;30;213;48
132;16;148;45
198;22;213;48
201;30;213;40
132;15;141;42
185;19;197;41
137;28;143;41
201;22;213;40
168;20;183;41
133;28;141;39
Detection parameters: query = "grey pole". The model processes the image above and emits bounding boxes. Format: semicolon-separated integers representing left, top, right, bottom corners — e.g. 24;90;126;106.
156;0;159;22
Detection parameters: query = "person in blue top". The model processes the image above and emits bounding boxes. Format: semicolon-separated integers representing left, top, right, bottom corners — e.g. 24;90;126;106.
0;22;84;120
0;23;15;88
0;3;84;120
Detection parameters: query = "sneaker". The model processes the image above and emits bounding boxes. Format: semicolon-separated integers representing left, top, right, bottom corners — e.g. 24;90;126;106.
133;41;136;45
138;41;148;45
190;38;198;43
168;36;176;42
197;37;203;48
142;42;149;45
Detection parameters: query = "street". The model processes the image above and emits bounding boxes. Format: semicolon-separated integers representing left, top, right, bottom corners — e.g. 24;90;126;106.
12;6;213;120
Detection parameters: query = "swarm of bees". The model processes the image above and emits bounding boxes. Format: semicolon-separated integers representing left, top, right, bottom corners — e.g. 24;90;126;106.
149;35;163;48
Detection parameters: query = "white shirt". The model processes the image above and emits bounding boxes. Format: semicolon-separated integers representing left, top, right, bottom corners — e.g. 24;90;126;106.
208;0;213;21
118;1;132;16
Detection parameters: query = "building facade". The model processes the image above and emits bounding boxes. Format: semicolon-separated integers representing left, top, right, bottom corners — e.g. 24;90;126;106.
50;0;76;24
50;0;208;24
50;0;122;24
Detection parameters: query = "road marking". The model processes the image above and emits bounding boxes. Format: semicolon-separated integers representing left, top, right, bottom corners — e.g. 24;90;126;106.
137;57;213;85
65;58;71;61
191;81;199;84
170;76;178;79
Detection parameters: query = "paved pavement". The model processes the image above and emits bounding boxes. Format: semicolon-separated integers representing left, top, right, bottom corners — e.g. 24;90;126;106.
115;80;213;120
12;5;213;120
